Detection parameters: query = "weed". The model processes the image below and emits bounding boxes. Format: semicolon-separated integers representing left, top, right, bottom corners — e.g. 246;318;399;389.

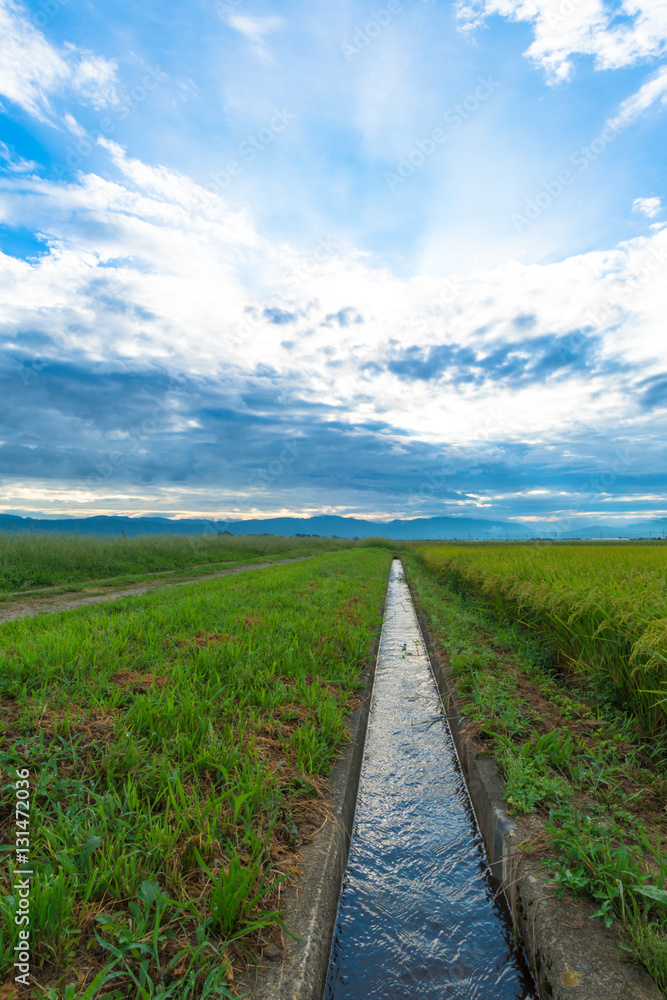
492;735;571;813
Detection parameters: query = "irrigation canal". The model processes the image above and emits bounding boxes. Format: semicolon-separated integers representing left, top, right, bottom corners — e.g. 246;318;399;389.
324;558;537;999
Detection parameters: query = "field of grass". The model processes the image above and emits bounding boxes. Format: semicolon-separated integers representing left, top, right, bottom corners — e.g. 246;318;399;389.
0;546;391;998
416;541;667;737
0;532;353;599
403;550;667;992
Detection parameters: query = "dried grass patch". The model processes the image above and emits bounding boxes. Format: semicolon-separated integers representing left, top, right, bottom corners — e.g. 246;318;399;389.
110;669;170;692
168;630;233;650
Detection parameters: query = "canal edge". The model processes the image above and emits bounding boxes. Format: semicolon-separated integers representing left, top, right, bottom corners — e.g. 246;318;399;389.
239;554;393;1000
402;559;663;1000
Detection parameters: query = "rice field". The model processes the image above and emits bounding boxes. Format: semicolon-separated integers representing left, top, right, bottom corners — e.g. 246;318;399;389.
0;532;353;598
416;542;667;736
404;549;667;990
0;547;391;997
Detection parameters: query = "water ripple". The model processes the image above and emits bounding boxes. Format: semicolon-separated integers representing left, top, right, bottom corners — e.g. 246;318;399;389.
324;560;537;1000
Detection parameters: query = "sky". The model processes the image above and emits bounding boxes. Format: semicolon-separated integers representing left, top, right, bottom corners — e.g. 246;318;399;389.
0;0;666;528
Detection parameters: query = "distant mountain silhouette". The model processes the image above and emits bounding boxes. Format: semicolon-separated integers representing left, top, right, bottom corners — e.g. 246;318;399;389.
0;512;534;539
1;512;664;540
558;519;667;539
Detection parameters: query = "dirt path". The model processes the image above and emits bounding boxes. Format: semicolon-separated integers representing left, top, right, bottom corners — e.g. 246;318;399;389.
0;556;315;625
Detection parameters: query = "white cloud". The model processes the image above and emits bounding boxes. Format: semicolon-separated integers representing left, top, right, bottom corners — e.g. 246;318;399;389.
2;140;666;454
0;140;38;173
63;112;86;138
0;0;70;120
608;63;667;128
457;0;667;82
227;14;284;62
68;47;119;110
0;0;118;123
633;195;663;217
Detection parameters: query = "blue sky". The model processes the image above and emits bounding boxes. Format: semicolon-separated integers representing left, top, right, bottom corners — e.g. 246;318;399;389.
0;0;666;526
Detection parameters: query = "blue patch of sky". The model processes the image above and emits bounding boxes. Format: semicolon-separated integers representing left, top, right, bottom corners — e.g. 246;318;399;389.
1;0;663;273
0;224;49;261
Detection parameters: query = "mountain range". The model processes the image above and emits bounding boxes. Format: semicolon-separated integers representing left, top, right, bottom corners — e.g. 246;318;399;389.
1;513;666;540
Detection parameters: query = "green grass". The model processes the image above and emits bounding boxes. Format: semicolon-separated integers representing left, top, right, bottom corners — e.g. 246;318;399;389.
0;532;354;598
403;550;667;993
0;547;391;997
416;541;667;736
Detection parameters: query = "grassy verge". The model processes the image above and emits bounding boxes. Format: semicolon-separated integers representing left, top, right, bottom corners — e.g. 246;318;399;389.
0;533;353;601
403;550;667;992
0;547;391;998
0;560;261;606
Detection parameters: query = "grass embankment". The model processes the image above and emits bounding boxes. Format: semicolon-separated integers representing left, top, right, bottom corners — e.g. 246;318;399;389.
0;533;353;602
0;547;391;998
404;549;667;992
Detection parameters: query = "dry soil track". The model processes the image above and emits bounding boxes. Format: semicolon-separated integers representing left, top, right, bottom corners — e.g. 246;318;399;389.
0;555;315;625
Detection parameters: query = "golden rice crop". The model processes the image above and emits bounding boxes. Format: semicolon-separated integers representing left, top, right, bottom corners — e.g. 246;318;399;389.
417;542;667;736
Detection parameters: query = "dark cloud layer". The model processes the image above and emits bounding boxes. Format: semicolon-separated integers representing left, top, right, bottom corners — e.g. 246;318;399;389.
263;308;297;325
638;374;667;410
386;331;620;386
323;308;364;327
2;347;664;520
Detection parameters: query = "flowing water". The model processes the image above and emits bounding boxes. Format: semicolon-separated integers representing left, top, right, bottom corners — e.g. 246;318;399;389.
324;559;537;1000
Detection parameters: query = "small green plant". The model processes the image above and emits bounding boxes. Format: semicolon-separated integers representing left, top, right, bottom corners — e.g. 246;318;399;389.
95;880;174;962
544;805;667;929
491;735;570;813
196;845;286;940
625;919;667;995
46;969;123;1000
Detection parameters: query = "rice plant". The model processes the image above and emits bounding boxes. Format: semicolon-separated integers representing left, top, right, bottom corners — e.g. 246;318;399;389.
417;542;667;735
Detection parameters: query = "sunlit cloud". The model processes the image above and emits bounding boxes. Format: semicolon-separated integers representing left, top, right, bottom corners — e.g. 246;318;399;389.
0;0;118;123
